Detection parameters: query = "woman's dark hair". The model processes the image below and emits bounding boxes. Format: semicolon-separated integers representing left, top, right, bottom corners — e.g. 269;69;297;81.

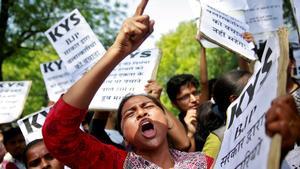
213;70;251;115
208;78;217;99
196;101;225;150
23;139;44;167
116;94;165;135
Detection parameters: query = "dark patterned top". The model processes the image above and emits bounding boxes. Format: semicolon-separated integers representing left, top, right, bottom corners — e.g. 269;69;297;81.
42;97;213;169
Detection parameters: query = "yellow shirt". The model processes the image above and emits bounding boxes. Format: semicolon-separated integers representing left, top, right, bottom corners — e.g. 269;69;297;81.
202;133;221;159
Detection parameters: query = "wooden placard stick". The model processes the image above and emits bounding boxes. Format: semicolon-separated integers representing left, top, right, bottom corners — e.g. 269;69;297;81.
267;27;289;169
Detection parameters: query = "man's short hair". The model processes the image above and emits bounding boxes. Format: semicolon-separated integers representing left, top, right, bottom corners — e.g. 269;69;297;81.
2;125;22;145
166;74;199;103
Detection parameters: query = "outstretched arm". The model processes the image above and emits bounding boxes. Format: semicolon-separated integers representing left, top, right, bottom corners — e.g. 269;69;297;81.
43;0;154;168
198;46;210;103
64;1;154;108
196;35;210;104
237;32;255;72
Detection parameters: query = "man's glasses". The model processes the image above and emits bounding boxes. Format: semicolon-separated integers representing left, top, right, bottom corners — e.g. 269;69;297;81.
176;91;200;102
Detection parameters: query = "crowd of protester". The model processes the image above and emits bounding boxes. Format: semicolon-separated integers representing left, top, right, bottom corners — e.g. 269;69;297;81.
1;0;300;168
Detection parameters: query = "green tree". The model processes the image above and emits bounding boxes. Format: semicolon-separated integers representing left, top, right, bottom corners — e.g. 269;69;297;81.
0;0;127;81
3;47;58;116
156;21;237;115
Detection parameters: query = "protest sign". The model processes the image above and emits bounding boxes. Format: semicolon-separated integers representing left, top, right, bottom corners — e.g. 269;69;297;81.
45;9;106;79
214;34;281;169
89;48;161;110
0;81;31;124
199;4;256;60
200;0;248;11
17;107;51;144
40;60;74;102
245;0;283;34
292;47;300;79
290;0;300;43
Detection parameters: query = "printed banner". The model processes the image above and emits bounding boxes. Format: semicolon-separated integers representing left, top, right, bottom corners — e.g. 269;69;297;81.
215;35;280;169
245;0;283;34
199;4;256;60
45;9;106;79
0;81;32;124
17;107;51;144
90;48;161;110
40;60;74;102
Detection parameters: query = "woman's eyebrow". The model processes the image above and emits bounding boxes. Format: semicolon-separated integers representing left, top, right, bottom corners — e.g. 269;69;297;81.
122;100;153;114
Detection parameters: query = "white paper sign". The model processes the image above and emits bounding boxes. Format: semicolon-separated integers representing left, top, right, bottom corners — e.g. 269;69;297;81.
40;60;74;102
291;0;300;42
201;0;248;11
0;81;32;124
45;9;106;79
17;107;51;144
89;49;161;110
215;35;280;169
199;4;256;60
293;48;300;79
245;0;283;34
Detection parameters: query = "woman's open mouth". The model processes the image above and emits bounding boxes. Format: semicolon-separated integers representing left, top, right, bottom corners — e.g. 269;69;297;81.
140;119;156;139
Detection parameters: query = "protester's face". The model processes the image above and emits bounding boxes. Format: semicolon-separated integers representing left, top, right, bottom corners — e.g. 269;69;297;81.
174;83;200;113
121;96;169;151
26;141;64;169
4;134;25;158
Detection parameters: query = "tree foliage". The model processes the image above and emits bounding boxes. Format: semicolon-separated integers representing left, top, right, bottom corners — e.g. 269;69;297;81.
156;21;237;115
3;48;58;116
0;0;127;116
0;0;127;81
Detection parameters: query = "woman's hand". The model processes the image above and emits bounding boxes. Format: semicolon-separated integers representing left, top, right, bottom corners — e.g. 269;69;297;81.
111;0;154;57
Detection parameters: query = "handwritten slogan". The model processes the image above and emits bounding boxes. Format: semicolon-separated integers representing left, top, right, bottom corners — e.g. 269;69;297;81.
245;0;283;34
199;4;256;61
0;81;32;123
215;35;280;169
40;60;74;102
201;0;248;11
293;48;300;79
90;49;161;110
45;9;106;79
17;107;51;144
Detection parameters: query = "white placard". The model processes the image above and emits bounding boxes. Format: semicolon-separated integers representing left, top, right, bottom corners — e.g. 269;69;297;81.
199;4;256;60
0;81;32;124
17;107;51;144
40;60;74;102
215;35;280;169
45;9;106;79
291;0;300;43
245;0;283;34
201;0;248;11
293;48;300;79
89;49;161;110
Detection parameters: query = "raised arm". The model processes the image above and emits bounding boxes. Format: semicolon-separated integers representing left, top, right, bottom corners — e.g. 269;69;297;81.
43;0;154;168
64;2;154;108
237;32;255;72
198;46;210;104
